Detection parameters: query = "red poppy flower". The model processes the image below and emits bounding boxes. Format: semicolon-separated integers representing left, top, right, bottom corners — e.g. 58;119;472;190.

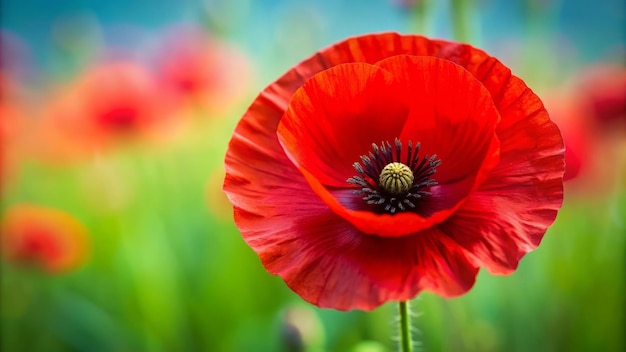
223;33;565;311
1;204;90;273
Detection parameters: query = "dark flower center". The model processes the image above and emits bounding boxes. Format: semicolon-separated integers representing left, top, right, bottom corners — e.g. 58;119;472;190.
346;138;441;214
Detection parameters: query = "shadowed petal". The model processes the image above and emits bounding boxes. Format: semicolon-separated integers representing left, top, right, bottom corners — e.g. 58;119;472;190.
236;204;478;311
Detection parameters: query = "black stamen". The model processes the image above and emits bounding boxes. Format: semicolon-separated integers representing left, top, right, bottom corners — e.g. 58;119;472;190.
346;138;441;214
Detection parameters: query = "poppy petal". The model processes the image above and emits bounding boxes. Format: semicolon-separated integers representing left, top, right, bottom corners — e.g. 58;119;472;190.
374;55;501;216
278;55;501;238
235;202;477;311
225;33;493;216
223;68;308;214
223;36;346;214
277;62;410;187
441;72;565;274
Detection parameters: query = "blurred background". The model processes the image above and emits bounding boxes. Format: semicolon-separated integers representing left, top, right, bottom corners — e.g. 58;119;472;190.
1;0;624;351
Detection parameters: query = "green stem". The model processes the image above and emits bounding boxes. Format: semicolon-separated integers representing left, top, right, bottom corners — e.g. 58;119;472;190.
399;301;413;352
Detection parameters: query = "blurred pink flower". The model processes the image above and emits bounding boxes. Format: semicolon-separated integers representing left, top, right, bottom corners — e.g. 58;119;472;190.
390;0;424;10
154;25;252;113
0;30;32;76
1;204;90;273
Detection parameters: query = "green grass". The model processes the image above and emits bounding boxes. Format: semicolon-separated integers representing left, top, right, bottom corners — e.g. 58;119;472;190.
2;110;624;352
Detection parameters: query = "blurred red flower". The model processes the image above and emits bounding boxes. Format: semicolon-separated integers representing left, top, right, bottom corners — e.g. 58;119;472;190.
223;33;565;311
0;72;28;193
36;61;180;161
154;25;251;113
575;64;626;130
542;95;590;182
1;204;90;273
544;64;626;192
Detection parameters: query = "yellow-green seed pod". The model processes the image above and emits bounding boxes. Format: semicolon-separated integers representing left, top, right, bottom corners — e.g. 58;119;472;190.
379;162;414;195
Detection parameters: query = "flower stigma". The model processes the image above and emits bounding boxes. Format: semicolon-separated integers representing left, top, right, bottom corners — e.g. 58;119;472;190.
379;162;414;195
347;138;441;214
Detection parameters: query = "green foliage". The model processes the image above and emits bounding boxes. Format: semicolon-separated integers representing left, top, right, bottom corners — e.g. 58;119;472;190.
2;107;624;351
